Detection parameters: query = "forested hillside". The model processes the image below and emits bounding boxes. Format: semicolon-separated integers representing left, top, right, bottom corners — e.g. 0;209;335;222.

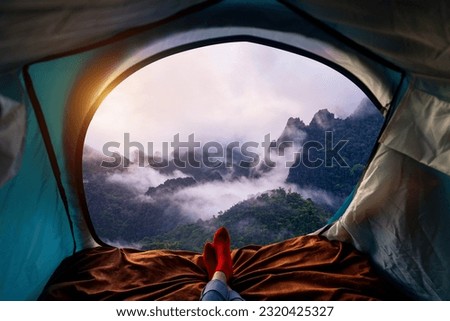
140;188;329;251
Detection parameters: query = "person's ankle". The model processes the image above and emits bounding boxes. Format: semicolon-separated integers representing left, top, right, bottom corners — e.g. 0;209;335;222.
211;271;227;284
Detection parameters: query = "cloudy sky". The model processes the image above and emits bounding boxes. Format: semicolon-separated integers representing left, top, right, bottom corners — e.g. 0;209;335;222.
85;42;371;223
85;41;366;155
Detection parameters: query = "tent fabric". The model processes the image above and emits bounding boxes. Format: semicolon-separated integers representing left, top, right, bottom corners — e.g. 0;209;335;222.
26;56;100;251
380;85;450;176
287;0;450;80
0;0;210;73
39;235;409;301
0;94;25;187
0;92;74;300
0;0;449;300
323;144;450;300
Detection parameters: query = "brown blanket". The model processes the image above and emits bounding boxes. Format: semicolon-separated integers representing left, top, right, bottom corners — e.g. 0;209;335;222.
39;235;408;300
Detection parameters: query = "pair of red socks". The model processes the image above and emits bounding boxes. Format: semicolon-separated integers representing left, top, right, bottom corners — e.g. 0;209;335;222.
203;227;233;282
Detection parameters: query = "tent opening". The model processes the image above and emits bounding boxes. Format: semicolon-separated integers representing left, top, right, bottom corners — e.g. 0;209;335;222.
82;42;383;251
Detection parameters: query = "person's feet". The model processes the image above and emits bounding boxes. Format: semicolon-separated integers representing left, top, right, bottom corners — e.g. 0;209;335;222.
213;227;233;281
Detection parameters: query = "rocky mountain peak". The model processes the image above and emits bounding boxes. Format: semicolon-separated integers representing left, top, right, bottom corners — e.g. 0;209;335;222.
309;109;335;129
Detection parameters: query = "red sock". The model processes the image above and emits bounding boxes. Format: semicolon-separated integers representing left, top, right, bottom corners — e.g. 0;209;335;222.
213;227;233;281
202;242;217;280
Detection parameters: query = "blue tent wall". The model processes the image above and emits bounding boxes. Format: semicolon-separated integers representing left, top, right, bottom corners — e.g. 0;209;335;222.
0;50;102;299
27;53;98;252
0;79;74;300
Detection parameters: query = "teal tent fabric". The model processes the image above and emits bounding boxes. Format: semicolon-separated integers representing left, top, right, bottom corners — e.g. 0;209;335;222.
0;85;74;299
27;54;98;251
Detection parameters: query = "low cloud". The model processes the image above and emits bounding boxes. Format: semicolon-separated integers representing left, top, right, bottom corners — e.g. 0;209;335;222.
106;166;188;194
167;174;339;221
170;167;293;220
103;238;145;250
106;146;339;221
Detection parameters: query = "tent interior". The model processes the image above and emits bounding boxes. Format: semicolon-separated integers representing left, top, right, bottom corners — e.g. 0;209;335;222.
0;0;449;300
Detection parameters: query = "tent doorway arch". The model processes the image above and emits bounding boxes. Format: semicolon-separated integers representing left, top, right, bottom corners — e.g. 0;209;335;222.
61;6;401;250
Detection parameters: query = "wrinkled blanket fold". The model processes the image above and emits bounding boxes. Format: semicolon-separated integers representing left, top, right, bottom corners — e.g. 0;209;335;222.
39;235;408;300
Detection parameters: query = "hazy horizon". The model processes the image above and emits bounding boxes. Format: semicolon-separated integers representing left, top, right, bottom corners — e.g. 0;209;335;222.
85;42;366;156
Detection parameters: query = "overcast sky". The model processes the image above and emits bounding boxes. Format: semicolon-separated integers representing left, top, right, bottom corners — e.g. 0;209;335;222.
85;42;366;154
